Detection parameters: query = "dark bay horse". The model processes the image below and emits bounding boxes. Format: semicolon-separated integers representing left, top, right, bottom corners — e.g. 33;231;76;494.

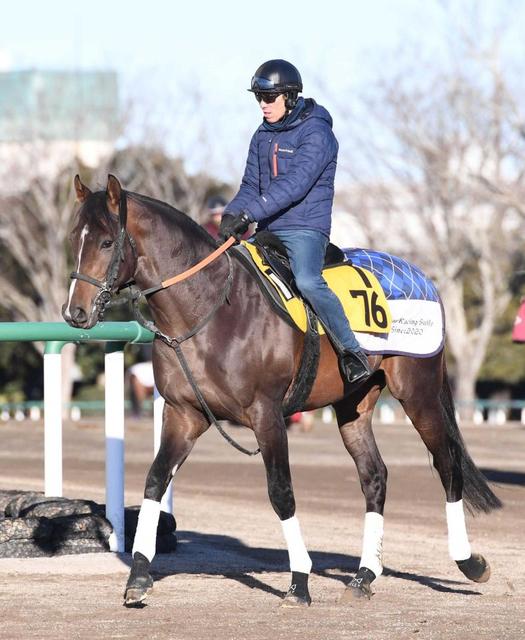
63;175;501;607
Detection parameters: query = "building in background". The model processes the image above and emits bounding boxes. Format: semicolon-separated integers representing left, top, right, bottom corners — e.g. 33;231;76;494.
0;69;118;191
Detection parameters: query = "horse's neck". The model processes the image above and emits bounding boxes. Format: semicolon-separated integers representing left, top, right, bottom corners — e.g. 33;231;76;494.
129;199;226;335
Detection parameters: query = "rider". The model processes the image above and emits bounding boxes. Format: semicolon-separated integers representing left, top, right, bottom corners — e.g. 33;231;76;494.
219;59;372;386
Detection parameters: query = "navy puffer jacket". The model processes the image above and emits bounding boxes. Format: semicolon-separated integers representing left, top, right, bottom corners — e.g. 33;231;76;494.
226;98;338;237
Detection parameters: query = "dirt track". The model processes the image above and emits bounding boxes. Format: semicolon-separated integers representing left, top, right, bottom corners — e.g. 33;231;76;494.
0;416;523;640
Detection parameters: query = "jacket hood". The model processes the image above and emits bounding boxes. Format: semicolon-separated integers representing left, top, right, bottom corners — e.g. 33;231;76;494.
295;98;333;129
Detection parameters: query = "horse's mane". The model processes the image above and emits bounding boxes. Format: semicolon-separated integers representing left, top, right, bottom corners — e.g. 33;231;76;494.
77;190;216;247
127;192;216;247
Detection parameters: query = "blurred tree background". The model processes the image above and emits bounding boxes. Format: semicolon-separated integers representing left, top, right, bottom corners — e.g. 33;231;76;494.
1;0;524;414
0;147;230;408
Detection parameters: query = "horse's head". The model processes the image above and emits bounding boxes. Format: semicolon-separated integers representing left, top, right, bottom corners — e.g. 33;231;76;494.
62;174;137;329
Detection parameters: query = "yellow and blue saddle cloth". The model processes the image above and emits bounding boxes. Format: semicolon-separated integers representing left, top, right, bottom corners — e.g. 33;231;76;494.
239;241;392;335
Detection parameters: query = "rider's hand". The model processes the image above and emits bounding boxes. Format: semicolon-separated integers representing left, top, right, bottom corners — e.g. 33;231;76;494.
219;212;251;242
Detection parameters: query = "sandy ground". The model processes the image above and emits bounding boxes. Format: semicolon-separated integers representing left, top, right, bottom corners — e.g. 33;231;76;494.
0;416;523;640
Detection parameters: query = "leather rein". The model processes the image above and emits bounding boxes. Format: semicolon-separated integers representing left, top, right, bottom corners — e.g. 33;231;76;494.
69;192;260;457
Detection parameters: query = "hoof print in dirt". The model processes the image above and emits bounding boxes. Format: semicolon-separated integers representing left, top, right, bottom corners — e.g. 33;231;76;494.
0;490;177;559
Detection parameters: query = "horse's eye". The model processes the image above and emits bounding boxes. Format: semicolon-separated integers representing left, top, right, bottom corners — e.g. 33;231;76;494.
101;239;114;249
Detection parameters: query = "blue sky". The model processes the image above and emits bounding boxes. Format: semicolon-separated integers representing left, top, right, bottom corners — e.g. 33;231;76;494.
1;0;521;179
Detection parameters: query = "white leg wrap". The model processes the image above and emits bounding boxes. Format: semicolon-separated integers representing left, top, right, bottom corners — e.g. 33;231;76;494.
446;500;471;561
281;516;312;574
132;498;161;562
359;512;384;577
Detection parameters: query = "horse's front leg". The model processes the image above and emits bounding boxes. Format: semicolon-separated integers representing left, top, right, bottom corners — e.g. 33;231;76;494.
124;402;208;607
254;407;312;607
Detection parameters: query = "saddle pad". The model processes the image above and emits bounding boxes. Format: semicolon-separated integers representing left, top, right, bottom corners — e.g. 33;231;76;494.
344;248;445;357
241;241;391;335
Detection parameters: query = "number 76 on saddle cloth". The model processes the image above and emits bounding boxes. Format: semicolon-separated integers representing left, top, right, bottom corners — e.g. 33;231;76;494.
242;241;392;336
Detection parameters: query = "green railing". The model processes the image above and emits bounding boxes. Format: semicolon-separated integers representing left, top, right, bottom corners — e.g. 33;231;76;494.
0;320;156;553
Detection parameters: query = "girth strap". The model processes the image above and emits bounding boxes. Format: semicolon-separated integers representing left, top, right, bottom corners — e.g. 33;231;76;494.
282;306;320;416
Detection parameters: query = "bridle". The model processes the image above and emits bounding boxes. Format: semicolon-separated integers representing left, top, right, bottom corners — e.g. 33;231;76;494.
69;191;137;320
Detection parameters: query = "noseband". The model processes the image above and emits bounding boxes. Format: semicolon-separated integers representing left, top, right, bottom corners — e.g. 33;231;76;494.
69;192;136;320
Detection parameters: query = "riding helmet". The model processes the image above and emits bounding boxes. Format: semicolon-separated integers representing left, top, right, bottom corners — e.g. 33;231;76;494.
249;59;303;108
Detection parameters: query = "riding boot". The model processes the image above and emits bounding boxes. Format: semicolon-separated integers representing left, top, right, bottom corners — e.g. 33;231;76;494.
339;349;372;386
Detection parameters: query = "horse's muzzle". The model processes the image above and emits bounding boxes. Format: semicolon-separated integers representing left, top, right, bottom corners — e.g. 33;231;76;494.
62;303;96;329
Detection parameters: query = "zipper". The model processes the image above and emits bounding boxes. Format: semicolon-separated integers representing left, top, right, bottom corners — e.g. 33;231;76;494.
272;142;279;177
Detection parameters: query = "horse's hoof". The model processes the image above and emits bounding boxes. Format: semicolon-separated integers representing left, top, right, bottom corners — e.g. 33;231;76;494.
124;552;154;607
124;585;153;607
281;594;312;609
281;571;312;607
340;567;376;603
456;554;491;583
281;593;311;608
340;581;373;602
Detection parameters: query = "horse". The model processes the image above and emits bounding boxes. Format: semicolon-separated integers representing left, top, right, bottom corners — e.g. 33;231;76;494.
62;175;501;607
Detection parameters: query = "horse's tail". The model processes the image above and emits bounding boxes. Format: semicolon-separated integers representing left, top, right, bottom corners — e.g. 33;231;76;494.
440;367;503;514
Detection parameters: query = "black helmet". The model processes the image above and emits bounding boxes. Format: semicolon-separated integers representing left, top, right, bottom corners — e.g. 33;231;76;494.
249;59;302;108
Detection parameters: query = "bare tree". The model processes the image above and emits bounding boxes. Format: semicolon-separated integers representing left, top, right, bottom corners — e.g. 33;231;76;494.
0;168;74;324
333;10;525;413
101;146;230;224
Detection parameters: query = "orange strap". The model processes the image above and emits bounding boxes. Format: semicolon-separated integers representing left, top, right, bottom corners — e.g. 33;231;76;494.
160;236;236;289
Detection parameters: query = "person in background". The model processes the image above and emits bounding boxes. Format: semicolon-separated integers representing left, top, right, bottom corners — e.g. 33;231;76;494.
203;195;227;240
219;59;372;386
128;361;154;418
128;344;154;418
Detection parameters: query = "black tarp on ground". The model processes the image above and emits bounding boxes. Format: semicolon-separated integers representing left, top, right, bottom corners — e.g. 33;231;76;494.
0;490;177;558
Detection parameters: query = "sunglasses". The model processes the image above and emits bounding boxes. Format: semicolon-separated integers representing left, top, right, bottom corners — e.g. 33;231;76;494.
254;92;281;104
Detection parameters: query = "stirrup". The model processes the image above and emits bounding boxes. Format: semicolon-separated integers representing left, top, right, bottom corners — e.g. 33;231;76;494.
340;350;372;385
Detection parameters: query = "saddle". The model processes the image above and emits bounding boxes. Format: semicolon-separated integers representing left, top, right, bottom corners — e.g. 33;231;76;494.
252;231;348;297
232;234;390;337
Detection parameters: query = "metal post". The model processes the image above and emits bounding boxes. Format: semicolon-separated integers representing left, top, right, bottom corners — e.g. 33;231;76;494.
154;385;173;514
44;341;66;497
105;343;126;552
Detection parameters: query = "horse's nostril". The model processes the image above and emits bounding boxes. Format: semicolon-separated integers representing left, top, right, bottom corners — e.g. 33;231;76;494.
72;306;88;324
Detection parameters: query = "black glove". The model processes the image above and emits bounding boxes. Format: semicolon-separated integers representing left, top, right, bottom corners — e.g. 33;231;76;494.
219;212;251;242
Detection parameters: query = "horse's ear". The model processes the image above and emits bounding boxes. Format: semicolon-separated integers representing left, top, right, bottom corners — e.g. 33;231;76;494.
106;174;122;215
74;175;91;203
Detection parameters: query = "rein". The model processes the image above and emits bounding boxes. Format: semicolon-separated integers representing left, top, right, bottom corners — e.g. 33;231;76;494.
141;236;236;297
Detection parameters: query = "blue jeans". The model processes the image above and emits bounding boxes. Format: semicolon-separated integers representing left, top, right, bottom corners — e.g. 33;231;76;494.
272;229;361;352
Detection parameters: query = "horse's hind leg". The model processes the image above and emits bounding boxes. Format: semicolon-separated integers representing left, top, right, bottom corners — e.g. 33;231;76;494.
384;352;500;583
333;377;387;601
124;402;208;607
252;405;312;607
